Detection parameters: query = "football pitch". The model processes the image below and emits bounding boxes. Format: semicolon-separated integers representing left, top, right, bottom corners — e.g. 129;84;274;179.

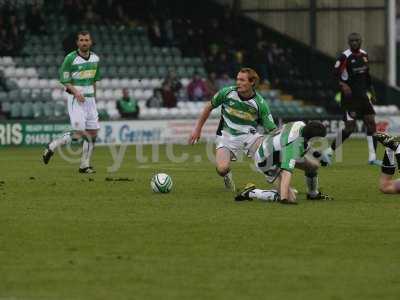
0;139;399;300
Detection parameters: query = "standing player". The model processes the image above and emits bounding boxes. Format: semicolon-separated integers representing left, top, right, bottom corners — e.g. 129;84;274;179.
188;68;277;191
235;121;332;204
324;32;380;165
42;31;100;173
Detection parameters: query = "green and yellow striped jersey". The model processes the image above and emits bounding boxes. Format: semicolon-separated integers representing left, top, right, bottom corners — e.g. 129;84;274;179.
211;86;276;135
59;50;100;98
257;121;306;172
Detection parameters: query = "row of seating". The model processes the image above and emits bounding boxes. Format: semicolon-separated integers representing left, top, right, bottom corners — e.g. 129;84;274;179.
5;65;206;79
2;99;330;121
16;54;202;69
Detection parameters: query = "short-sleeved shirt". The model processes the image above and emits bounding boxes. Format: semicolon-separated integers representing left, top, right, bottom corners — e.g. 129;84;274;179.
211;86;276;136
256;121;306;172
60;50;100;98
334;48;372;110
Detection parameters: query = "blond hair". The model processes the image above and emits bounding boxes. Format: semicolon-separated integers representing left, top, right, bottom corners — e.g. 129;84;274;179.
239;67;260;88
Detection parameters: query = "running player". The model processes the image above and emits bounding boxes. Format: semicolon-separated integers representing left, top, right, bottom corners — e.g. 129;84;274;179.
42;31;100;173
324;32;380;166
235;121;333;204
188;68;277;191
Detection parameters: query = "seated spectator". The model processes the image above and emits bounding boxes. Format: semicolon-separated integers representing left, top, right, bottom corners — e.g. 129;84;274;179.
116;88;140;119
205;72;218;98
146;88;163;108
161;81;177;108
187;72;207;101
160;70;182;107
26;3;46;34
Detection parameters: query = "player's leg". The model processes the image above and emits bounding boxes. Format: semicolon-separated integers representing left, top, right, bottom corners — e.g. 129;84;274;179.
378;148;400;193
295;158;333;200
215;147;236;191
43;96;86;164
364;114;381;165
331;118;356;151
79;98;100;173
235;183;279;202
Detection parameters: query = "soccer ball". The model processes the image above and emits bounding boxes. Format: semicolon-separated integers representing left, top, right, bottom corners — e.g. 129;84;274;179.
151;173;173;193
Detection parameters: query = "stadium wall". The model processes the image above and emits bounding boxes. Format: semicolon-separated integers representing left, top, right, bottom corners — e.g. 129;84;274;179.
1;116;399;146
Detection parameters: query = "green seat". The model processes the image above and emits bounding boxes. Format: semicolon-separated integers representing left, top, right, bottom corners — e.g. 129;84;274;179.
127;66;138;77
144;56;155;66
153;56;163;66
148;66;158;78
173;56;184;66
108;66;118;78
157;66;167;78
33;102;44;118
47;66;58;78
118;66;129;78
21;101;34;118
138;66;147;78
126;56;135;66
187;66;196;75
54;101;66;117
113;55;124;66
43;101;55;118
10;102;22;118
164;56;173;66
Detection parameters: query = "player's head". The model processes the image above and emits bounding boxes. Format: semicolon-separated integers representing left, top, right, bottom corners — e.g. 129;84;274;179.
302;121;327;140
76;30;92;52
236;68;259;94
348;32;362;51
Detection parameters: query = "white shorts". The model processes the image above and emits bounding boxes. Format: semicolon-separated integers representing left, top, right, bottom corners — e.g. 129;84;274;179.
67;95;100;131
216;130;263;160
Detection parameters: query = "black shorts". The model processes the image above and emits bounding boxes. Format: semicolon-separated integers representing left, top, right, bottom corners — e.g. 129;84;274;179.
342;100;375;121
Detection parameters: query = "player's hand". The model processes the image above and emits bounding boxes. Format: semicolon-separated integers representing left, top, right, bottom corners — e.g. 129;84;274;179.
340;83;352;97
74;92;85;102
188;129;201;144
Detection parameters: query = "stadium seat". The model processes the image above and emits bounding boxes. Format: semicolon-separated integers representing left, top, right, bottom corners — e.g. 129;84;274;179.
10;102;22;118
21;101;34;118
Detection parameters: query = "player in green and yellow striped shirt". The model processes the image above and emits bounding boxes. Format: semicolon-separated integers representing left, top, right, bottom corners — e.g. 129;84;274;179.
189;68;277;191
42;31;100;173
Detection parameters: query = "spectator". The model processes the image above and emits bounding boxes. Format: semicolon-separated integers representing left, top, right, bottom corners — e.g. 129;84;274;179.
116;88;140;119
205;72;218;98
163;70;182;94
187;72;208;101
26;3;46;34
148;17;163;46
146;88;163;108
161;81;177;108
84;4;100;24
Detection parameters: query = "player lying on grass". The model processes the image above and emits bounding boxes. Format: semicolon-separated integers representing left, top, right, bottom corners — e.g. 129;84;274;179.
374;132;400;193
235;121;333;204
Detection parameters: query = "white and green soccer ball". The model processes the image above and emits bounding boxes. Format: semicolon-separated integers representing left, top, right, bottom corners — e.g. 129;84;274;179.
151;173;173;193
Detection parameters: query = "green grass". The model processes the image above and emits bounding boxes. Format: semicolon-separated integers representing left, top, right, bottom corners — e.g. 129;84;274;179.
0;139;399;300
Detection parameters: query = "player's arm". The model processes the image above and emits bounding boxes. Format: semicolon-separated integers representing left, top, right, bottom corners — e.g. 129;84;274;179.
188;101;213;144
60;55;85;102
364;54;377;102
189;89;224;144
334;53;351;97
279;142;302;203
279;170;293;201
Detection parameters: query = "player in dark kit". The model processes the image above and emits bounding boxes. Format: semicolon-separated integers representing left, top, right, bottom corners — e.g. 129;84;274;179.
323;32;380;166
